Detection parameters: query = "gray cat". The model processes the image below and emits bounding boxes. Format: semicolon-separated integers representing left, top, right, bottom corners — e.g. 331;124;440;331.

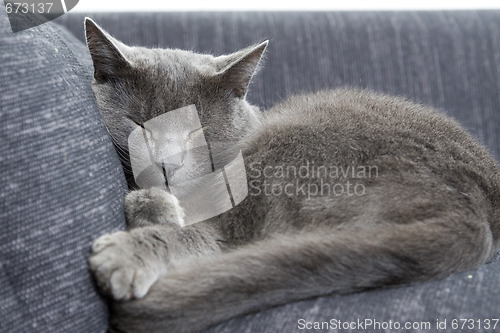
84;18;500;333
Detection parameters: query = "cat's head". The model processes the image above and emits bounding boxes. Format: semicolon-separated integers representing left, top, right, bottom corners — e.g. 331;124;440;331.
84;18;267;185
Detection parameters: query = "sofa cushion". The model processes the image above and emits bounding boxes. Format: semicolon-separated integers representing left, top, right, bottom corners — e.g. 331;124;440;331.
4;11;498;333
0;10;127;333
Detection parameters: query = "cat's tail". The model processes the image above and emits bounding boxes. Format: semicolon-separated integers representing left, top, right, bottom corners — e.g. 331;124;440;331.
109;219;494;333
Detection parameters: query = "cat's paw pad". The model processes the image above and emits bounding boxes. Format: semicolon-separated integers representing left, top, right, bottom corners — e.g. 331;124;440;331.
125;188;185;228
89;231;159;301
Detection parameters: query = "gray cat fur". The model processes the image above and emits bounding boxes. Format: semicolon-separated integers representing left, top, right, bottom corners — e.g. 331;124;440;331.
84;18;500;333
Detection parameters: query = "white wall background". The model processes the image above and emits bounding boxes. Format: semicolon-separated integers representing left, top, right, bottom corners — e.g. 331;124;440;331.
73;0;500;12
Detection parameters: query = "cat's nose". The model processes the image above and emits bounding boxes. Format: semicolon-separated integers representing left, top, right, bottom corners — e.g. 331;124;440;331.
161;161;184;179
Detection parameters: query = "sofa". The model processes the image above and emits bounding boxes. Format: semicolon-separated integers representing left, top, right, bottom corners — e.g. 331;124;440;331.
1;9;500;333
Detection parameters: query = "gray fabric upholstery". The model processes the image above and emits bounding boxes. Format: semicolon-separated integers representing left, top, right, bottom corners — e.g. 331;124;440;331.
0;10;127;333
2;10;499;333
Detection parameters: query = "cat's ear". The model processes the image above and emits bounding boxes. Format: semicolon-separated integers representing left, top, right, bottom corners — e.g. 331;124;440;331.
84;18;132;83
217;41;268;98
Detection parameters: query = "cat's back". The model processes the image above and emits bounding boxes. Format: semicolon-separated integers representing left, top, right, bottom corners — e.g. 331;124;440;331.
259;88;466;147
248;88;497;170
244;88;500;207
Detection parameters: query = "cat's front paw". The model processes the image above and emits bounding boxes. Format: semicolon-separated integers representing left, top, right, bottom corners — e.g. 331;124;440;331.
89;231;161;301
125;188;185;228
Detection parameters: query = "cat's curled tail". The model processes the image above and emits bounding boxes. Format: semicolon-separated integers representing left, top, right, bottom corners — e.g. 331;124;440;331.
108;215;494;333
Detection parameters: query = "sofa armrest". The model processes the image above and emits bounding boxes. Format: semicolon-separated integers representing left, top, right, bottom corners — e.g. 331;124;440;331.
0;10;127;333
